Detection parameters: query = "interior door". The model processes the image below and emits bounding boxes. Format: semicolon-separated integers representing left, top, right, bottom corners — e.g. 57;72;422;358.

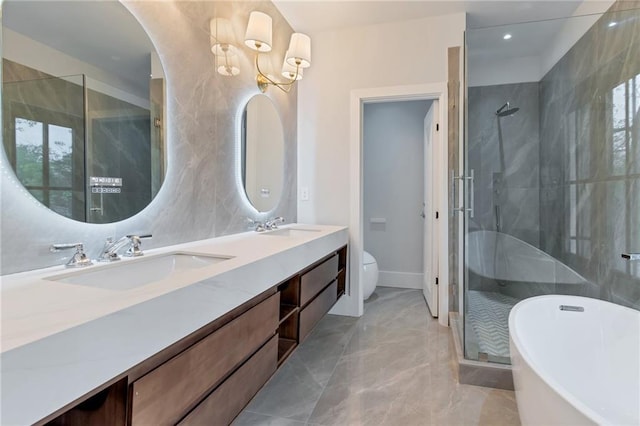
423;100;439;317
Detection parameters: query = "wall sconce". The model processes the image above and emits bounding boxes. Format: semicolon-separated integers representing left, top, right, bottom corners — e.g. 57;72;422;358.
244;11;311;93
210;18;240;77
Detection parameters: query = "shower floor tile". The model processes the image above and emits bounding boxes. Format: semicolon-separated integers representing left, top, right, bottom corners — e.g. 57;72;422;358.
467;291;520;361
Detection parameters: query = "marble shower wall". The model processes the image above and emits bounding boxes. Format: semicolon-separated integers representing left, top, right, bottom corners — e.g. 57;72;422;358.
539;3;640;309
467;83;540;246
0;0;298;274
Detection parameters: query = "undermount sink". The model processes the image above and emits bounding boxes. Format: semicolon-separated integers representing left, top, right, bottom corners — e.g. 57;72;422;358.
261;227;322;237
46;252;233;291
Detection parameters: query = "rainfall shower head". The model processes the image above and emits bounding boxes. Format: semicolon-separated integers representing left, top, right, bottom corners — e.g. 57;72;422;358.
496;102;520;117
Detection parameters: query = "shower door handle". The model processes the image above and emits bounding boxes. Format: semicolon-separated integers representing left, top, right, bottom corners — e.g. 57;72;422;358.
451;172;465;215
451;170;474;218
466;169;475;219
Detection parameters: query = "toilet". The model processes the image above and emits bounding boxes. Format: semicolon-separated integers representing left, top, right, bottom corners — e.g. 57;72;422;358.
362;251;379;300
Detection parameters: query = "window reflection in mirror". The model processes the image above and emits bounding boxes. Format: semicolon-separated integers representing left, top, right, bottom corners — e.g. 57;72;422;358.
2;1;166;223
240;95;284;213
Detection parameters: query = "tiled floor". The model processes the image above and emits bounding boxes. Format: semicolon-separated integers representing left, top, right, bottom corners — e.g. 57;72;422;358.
234;287;520;425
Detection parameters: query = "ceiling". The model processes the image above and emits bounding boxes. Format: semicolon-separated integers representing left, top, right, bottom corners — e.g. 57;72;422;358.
271;1;599;34
2;0;616;95
273;0;616;71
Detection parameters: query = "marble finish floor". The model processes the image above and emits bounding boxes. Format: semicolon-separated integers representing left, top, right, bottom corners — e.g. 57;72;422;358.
234;287;520;425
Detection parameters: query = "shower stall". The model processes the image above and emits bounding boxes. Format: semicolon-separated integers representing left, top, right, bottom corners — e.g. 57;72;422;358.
460;3;640;365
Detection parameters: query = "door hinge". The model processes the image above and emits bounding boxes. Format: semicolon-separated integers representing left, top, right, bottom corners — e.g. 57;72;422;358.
435;277;439;285
436;123;439;131
435;211;439;219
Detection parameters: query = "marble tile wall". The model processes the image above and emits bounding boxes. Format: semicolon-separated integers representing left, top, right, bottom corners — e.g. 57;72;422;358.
539;3;640;309
467;83;541;247
0;0;298;274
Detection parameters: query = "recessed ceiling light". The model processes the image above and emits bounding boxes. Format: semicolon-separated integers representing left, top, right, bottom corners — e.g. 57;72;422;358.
608;21;618;27
503;33;512;40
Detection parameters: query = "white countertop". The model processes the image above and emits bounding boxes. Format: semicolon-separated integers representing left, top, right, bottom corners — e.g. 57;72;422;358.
0;224;348;425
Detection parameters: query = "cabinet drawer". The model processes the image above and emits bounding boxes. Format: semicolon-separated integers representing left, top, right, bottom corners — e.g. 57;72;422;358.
179;335;278;426
299;280;337;341
130;293;279;426
300;254;338;307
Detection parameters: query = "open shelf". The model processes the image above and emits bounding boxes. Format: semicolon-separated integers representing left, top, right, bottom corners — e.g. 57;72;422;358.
279;304;298;324
277;338;297;366
337;246;348;297
278;277;300;306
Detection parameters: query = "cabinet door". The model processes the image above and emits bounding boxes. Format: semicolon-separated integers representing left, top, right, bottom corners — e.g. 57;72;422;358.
300;254;338;307
179;336;278;426
130;293;279;426
299;280;338;341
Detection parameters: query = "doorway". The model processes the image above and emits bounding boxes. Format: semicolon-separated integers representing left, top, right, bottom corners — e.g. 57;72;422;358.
362;100;439;316
331;83;448;326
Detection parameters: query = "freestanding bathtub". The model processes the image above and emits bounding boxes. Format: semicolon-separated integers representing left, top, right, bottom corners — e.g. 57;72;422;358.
509;295;639;425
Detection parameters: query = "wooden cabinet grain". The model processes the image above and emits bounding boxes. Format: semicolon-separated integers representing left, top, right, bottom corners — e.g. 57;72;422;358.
179;336;277;426
130;293;278;425
300;254;339;307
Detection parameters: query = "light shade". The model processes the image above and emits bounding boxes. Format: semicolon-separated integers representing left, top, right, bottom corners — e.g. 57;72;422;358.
281;52;303;80
286;33;311;68
244;11;272;52
216;54;240;76
210;18;238;56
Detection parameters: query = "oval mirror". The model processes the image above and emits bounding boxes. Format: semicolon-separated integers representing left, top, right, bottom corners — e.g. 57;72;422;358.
2;1;166;223
240;95;284;212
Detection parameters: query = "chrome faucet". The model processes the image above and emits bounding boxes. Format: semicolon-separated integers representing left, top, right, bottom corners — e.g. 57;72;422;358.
264;216;285;230
98;234;152;262
98;237;130;262
50;243;93;268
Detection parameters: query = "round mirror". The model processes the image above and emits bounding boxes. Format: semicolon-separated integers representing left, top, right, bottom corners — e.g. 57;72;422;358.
2;1;166;223
240;95;285;213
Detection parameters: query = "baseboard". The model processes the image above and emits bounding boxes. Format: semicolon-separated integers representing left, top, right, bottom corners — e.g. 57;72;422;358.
378;271;423;289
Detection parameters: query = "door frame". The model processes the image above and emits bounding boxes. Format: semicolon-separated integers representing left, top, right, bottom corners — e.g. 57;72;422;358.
331;83;449;327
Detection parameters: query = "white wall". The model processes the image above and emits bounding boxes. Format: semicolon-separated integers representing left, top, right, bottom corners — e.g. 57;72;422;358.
298;13;465;225
363;100;432;288
468;55;541;87
297;13;465;315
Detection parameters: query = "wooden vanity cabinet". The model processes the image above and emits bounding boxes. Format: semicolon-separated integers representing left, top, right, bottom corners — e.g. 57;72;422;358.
178;336;278;426
41;245;348;426
277;245;348;361
129;293;279;425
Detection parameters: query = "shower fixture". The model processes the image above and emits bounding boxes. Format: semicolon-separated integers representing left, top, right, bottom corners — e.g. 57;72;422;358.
496;102;519;117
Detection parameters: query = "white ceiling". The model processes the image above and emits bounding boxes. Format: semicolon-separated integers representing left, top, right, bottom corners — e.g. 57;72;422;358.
273;0;616;77
272;0;599;34
2;0;617;93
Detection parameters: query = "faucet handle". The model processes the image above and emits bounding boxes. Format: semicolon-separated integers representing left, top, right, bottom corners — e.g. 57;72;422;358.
50;243;93;268
124;234;152;257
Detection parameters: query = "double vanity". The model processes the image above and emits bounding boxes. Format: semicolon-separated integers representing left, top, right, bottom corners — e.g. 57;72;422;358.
1;224;348;425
